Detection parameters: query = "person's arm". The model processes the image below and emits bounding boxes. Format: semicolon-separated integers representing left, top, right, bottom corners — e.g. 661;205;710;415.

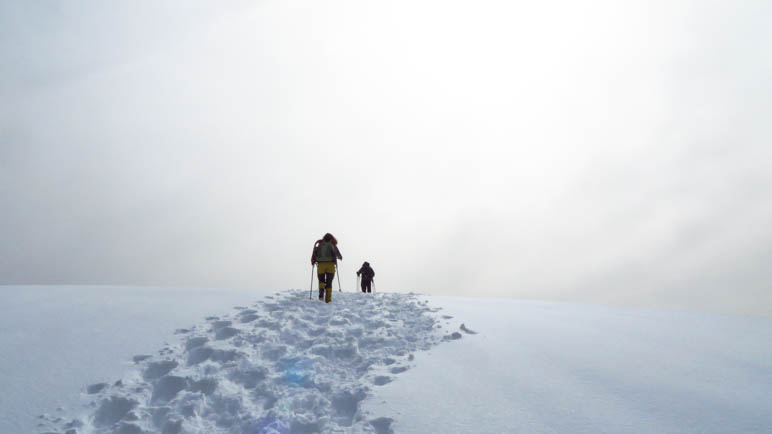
356;266;362;276
335;246;343;260
311;240;321;265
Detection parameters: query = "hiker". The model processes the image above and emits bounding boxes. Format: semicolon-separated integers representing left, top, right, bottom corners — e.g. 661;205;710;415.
311;233;343;303
357;262;375;293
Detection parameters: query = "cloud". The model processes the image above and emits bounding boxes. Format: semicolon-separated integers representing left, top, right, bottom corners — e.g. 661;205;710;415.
2;0;771;315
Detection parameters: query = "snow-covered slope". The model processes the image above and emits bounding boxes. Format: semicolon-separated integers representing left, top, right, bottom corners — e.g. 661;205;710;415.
0;285;265;434
38;290;445;433
365;297;772;434
3;287;770;434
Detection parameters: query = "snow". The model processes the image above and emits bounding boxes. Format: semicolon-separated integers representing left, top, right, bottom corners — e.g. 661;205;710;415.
365;297;772;434
0;285;263;433
1;286;770;433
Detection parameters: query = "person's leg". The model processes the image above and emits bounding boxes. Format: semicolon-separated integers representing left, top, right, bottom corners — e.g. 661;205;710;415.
361;280;366;293
317;271;325;299
324;272;334;303
317;262;334;300
366;281;372;293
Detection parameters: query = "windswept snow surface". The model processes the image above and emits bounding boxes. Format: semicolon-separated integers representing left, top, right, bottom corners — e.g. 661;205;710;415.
0;285;266;434
39;290;441;433
364;296;772;434
6;288;771;433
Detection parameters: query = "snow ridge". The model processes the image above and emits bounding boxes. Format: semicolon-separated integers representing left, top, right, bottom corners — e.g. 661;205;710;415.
41;290;444;434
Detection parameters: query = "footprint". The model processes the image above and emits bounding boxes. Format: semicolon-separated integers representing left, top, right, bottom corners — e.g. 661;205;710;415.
215;327;240;340
211;349;241;363
211;320;232;331
132;355;151;364
150;375;187;404
370;417;394;434
86;383;108;394
331;389;367;425
240;314;259;323
187;347;214;365
230;368;267;389
184;336;209;351
390;366;408;374
373;376;392;386
93;396;137;427
143;360;178;380
189;378;218;395
443;332;462;341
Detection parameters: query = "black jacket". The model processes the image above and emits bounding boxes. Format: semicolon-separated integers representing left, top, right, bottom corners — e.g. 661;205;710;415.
357;265;375;281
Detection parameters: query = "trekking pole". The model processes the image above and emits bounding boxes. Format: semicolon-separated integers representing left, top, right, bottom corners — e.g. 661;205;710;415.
356;275;360;293
309;264;315;299
335;263;342;292
372;278;375;293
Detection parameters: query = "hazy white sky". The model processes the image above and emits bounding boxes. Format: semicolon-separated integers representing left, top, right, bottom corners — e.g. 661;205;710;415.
2;0;771;314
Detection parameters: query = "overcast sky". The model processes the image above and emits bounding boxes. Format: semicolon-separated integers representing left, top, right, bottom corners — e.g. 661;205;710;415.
2;0;771;315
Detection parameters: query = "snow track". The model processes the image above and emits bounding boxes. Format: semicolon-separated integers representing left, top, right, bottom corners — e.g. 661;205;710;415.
41;291;445;434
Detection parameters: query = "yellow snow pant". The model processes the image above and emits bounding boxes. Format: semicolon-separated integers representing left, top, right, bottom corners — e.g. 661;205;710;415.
317;262;336;303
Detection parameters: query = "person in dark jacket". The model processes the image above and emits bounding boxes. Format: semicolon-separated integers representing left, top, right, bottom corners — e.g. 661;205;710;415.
356;262;375;293
311;233;343;303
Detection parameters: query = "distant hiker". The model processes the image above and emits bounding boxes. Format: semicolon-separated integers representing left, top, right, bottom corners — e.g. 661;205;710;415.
357;262;375;293
311;233;343;303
